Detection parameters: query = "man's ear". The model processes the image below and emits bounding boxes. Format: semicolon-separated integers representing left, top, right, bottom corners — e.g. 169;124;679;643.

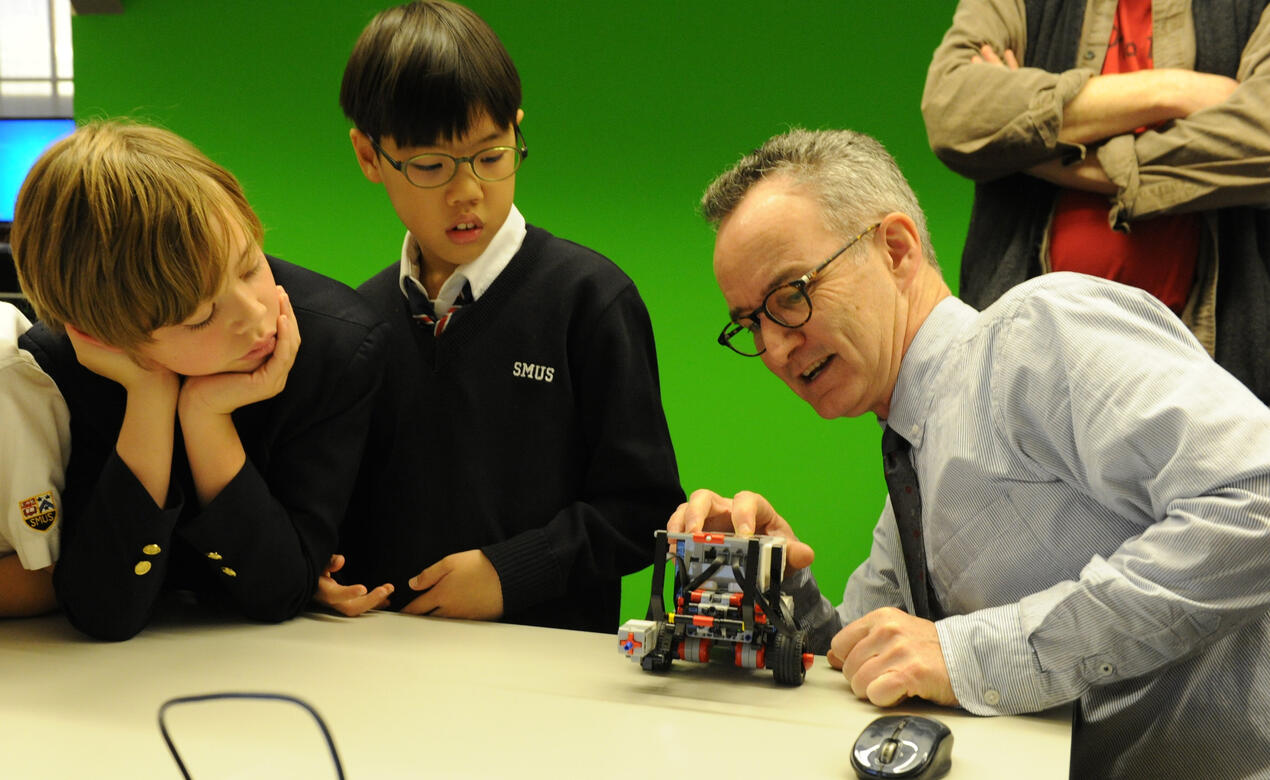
63;323;123;353
879;213;924;285
350;128;384;184
515;107;525;127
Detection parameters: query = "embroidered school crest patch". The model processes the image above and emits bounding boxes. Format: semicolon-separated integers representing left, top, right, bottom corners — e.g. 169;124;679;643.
19;492;57;532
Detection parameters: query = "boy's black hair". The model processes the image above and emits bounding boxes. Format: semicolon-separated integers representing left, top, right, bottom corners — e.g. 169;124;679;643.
340;0;521;148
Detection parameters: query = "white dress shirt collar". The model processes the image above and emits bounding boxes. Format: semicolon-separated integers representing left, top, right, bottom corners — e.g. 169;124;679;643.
884;295;976;448
396;205;528;311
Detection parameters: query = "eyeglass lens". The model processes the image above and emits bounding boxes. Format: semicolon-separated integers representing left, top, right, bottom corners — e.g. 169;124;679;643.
404;146;520;187
725;285;812;355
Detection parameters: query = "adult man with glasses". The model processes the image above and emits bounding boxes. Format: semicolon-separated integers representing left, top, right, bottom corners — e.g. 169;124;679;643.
671;127;1270;778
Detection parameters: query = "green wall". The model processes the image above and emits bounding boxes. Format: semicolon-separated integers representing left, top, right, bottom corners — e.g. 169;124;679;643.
72;1;971;623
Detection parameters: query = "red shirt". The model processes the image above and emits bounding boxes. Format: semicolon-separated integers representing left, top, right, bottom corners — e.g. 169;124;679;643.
1048;0;1199;313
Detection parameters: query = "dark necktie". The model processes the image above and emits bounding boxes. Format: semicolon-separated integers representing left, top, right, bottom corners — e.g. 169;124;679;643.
406;279;474;337
881;425;940;621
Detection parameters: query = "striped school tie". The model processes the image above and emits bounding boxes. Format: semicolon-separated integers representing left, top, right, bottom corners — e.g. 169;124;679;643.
406;279;474;337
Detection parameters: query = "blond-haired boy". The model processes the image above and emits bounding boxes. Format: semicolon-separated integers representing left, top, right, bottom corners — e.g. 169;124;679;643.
14;121;388;640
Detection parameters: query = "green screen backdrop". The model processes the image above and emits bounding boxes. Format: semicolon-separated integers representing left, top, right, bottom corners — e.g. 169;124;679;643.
72;1;970;625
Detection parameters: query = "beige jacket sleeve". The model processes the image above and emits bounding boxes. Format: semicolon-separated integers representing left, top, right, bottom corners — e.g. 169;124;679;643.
922;0;1093;181
1099;6;1270;224
925;0;1270;224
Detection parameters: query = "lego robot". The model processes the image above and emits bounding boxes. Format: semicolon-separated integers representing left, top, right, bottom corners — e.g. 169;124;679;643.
618;530;813;686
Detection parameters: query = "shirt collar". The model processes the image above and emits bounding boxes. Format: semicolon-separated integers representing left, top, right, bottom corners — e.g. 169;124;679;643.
0;303;31;343
397;204;527;309
883;295;978;448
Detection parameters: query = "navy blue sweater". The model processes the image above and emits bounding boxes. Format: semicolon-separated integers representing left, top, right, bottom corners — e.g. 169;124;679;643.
344;225;683;632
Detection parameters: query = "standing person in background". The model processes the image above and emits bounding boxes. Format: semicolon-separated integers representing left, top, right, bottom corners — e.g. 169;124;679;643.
923;0;1270;403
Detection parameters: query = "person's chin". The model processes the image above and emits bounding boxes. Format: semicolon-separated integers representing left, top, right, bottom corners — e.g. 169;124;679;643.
230;353;271;373
802;380;856;420
807;396;846;420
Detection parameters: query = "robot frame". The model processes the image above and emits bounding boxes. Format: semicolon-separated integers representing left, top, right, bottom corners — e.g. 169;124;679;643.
618;530;813;686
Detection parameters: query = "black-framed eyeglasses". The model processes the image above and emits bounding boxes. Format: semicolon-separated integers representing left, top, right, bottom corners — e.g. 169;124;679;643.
370;125;528;189
718;222;880;357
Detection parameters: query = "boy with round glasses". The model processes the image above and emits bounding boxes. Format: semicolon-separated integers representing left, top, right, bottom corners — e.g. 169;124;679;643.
325;0;683;632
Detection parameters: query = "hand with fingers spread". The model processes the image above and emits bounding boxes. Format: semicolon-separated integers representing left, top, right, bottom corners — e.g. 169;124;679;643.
827;606;957;708
401;549;504;620
667;488;815;571
313;554;393;617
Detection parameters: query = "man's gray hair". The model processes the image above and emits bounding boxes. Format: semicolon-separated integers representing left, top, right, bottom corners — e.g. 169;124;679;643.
701;128;938;268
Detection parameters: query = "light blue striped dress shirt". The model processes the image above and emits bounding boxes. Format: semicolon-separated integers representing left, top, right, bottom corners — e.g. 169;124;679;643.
791;272;1270;779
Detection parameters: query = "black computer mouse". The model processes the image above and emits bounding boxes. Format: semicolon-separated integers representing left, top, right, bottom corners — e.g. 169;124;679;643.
850;714;953;779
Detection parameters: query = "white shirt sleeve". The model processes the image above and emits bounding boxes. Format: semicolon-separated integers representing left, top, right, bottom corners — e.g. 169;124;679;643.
0;303;70;569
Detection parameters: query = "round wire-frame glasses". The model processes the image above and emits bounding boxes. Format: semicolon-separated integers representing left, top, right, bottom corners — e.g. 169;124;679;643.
370;125;528;189
717;223;880;357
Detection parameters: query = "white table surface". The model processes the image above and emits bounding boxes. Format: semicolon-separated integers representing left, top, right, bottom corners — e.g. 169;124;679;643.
1;605;1071;778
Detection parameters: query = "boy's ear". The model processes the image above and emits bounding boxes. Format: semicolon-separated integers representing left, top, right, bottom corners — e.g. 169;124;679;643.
349;129;384;184
63;323;123;353
516;108;525;126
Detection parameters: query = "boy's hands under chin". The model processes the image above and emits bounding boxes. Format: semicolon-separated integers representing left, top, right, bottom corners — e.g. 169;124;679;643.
177;286;300;506
180;286;301;417
401;550;504;620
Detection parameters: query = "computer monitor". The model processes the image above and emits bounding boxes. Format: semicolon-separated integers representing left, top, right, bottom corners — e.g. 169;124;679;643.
0;117;76;226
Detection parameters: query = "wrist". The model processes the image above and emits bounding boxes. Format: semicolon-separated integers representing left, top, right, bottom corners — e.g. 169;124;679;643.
177;393;235;437
178;401;245;506
177;378;233;419
123;368;180;402
122;374;180;427
1152;69;1230;119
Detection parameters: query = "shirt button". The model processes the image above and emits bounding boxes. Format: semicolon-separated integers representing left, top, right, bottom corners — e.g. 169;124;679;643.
206;552;223;561
1099;663;1114;676
983;689;1001;706
134;561;152;576
220;566;237;578
142;544;161;556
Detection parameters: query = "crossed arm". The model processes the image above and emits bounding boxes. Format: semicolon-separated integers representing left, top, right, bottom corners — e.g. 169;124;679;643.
968;43;1235;195
923;0;1270;217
